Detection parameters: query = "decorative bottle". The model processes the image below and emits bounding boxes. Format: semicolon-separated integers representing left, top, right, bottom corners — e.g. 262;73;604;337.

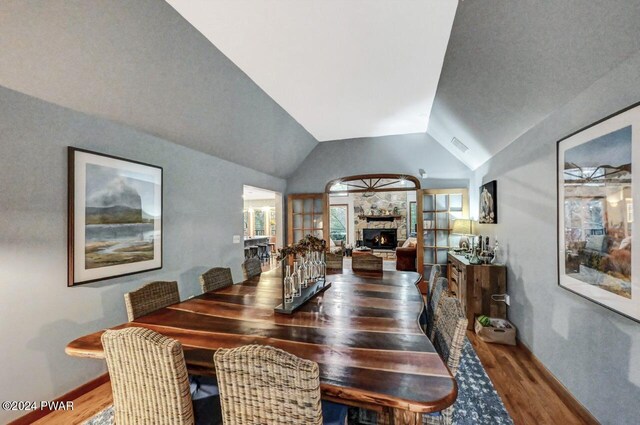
312;251;320;282
284;265;293;303
319;251;326;281
299;257;308;288
292;260;301;297
308;251;318;285
492;239;505;265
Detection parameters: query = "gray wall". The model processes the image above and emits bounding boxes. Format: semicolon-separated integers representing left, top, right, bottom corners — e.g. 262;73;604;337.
428;0;640;169
0;86;285;423
286;132;472;193
471;50;640;424
0;0;317;178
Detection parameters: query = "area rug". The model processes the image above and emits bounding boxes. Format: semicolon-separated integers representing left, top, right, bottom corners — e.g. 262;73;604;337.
84;339;512;425
348;338;513;425
82;406;112;425
449;338;513;425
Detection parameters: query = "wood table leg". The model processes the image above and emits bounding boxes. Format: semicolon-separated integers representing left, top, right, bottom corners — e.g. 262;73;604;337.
383;407;422;425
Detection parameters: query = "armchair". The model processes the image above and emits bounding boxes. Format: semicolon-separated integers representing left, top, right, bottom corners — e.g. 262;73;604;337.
396;239;417;271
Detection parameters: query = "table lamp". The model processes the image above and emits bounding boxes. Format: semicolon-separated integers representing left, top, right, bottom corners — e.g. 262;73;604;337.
452;218;474;251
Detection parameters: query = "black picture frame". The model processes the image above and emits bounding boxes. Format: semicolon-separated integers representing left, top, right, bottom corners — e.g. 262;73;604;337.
479;180;497;224
556;102;640;323
68;147;163;286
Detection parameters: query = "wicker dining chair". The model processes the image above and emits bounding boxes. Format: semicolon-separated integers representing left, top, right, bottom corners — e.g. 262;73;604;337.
124;280;180;321
425;296;468;425
428;264;442;295
325;252;344;270
426;277;449;339
352;253;383;272
214;344;323;425
242;257;262;280
102;327;194;425
199;267;233;293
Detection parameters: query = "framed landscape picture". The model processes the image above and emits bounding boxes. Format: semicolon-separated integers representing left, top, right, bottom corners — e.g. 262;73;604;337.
479;180;497;224
557;103;640;322
68;148;162;286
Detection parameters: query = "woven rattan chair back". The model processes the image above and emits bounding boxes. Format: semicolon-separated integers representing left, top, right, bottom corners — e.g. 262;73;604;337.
427;277;448;339
428;264;441;294
426;296;467;425
199;267;233;293
242;258;262;280
124;281;180;321
352;253;383;272
432;296;468;375
102;327;194;425
325;252;344;270
214;344;323;425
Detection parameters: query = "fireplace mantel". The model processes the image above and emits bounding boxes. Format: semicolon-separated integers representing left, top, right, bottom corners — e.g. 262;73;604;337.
359;215;402;222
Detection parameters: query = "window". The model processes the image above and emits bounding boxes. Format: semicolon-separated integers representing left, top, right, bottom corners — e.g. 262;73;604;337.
254;210;266;236
409;201;417;236
269;207;277;236
330;205;348;244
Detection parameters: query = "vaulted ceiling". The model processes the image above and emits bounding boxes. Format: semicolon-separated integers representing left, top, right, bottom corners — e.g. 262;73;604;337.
2;1;639;175
0;0;317;178
166;0;458;141
429;0;640;169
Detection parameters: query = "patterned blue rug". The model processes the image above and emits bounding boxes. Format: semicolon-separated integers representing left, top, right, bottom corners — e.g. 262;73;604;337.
84;339;512;425
82;406;112;425
350;338;513;425
450;339;513;425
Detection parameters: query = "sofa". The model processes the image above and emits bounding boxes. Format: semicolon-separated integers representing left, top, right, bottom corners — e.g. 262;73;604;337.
396;238;417;271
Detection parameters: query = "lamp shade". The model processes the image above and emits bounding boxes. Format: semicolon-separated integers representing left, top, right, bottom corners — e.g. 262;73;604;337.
452;218;473;235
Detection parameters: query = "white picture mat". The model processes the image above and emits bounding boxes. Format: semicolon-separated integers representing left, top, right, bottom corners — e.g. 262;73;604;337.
73;151;162;283
557;106;640;321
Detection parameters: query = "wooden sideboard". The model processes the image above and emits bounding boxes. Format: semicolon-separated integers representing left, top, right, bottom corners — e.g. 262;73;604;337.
447;253;507;330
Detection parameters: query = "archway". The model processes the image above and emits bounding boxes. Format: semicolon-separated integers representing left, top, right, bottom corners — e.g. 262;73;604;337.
324;173;422;274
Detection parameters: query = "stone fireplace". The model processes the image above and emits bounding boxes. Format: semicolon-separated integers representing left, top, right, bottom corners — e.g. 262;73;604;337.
354;191;408;243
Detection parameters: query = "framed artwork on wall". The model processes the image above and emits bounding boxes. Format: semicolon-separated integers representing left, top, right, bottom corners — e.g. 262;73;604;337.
479;180;497;224
68;147;163;286
557;103;639;322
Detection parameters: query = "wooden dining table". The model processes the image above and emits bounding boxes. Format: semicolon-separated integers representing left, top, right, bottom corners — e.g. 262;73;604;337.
66;268;457;424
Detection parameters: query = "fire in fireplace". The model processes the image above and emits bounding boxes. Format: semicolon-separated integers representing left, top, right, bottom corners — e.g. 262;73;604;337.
363;229;397;250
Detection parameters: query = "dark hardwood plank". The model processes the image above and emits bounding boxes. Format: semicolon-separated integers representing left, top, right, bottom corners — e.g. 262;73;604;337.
134;308;432;352
169;299;422;334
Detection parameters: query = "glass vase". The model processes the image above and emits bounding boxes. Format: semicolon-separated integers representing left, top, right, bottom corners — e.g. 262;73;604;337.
292;260;301;297
284;265;293;303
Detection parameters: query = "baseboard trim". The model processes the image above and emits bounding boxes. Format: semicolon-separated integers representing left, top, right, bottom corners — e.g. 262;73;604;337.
7;373;109;425
516;339;600;425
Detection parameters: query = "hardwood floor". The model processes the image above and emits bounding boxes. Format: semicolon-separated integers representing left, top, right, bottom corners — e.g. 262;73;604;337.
467;331;598;425
26;333;596;425
31;381;112;425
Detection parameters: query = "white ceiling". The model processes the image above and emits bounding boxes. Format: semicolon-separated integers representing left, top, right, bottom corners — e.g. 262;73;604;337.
166;0;458;142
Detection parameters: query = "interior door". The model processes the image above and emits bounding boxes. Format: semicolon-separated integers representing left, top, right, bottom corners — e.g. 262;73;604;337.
417;188;469;294
287;193;329;245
